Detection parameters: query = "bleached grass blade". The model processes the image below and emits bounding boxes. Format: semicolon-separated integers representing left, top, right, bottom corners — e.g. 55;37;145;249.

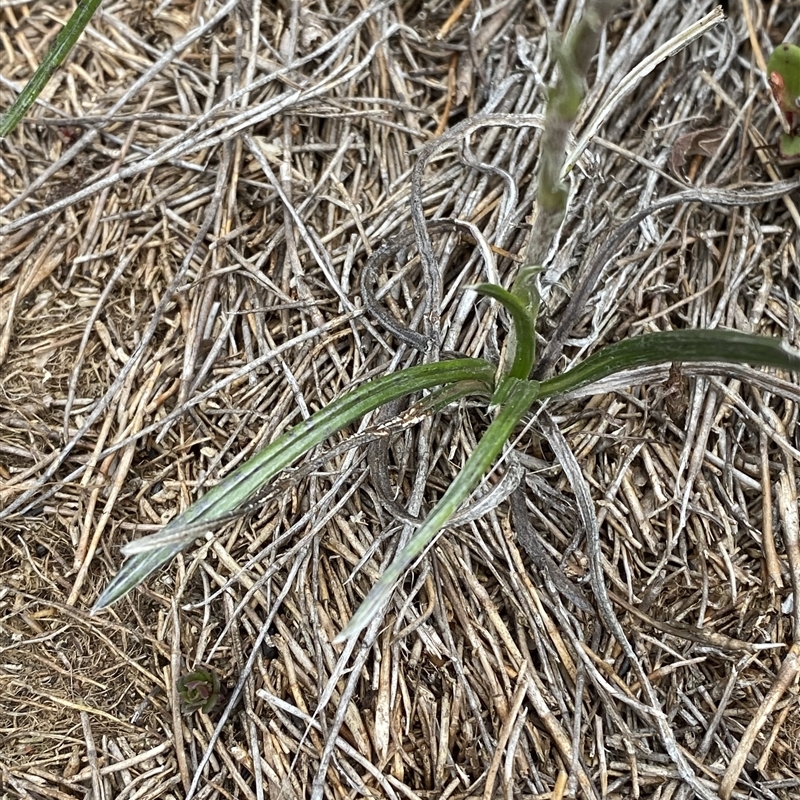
562;6;726;178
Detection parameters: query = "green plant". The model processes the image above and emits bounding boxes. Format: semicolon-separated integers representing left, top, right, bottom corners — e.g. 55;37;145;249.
767;42;800;163
87;3;800;642
87;4;795;638
9;3;800;797
176;666;222;714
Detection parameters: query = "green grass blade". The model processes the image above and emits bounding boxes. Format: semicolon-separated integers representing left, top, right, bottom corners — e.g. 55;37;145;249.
472;282;536;381
334;378;541;642
0;0;103;137
538;329;800;399
91;358;495;612
120;379;493;558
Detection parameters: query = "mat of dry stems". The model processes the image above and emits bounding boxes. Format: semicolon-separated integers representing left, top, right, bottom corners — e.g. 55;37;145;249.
2;1;800;798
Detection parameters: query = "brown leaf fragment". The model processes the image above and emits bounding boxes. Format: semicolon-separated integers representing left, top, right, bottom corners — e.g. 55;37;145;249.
670;126;727;175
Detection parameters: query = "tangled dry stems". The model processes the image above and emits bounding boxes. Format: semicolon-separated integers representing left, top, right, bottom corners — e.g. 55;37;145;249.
2;0;800;798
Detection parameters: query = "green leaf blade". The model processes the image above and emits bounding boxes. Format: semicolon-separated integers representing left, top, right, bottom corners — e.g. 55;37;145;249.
768;42;800;117
334;378;541;642
91;358;495;612
538;329;800;399
472;282;536;382
0;0;104;137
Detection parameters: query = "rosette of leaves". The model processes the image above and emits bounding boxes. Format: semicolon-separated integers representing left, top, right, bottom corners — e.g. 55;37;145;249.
13;3;800;797
176;667;221;715
87;3;800;650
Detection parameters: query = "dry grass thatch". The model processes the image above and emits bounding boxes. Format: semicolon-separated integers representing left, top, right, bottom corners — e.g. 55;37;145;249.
2;0;800;797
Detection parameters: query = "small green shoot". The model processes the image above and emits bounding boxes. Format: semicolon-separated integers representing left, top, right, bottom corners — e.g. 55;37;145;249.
10;3;796;797
768;43;800;127
84;2;800;650
177;667;222;714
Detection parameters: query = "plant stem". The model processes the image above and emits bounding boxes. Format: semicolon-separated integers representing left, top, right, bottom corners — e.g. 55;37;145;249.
514;0;619;304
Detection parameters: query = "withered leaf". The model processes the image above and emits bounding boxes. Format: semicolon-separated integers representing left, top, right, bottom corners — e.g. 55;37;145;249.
670;126;727;175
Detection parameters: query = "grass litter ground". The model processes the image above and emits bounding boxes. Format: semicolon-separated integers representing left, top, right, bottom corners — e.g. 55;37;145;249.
2;1;800;798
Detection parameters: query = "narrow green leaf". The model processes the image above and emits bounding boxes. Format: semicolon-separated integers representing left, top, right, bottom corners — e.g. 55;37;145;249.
472;282;536;382
0;0;103;137
334;378;541;642
91;358;495;612
537;329;800;399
